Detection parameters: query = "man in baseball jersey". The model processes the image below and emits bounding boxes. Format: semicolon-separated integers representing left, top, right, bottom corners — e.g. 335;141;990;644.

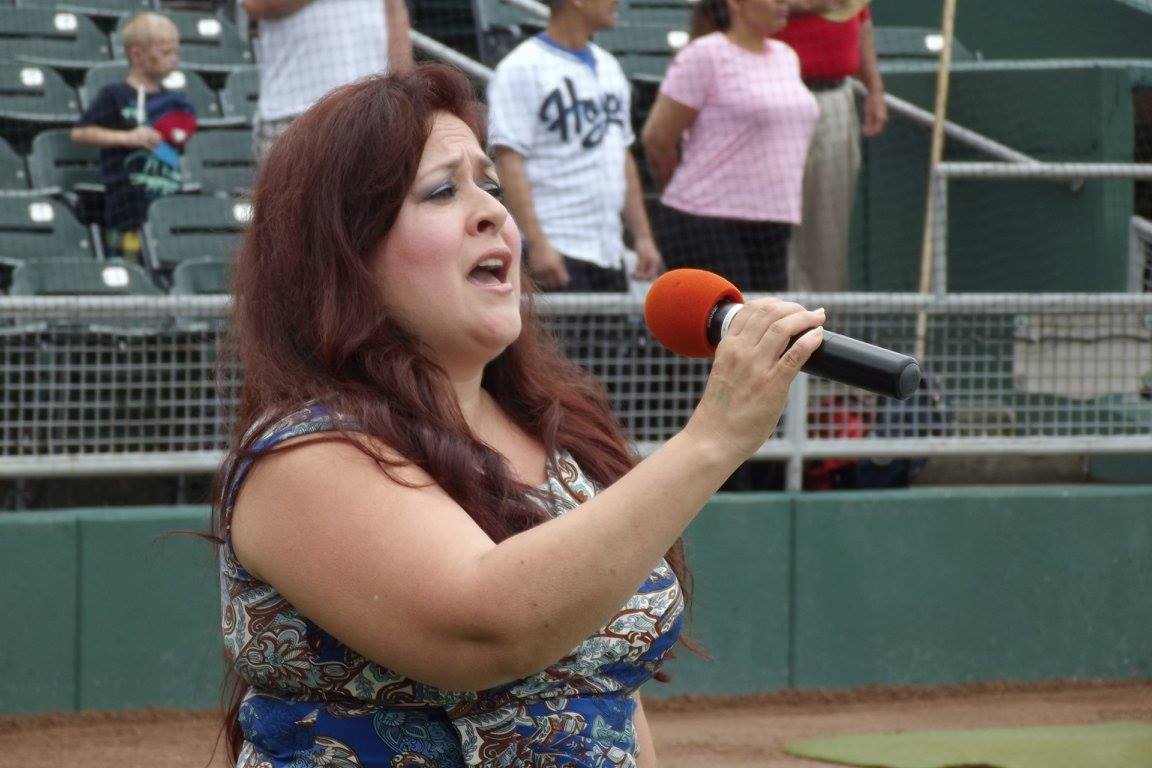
487;0;662;291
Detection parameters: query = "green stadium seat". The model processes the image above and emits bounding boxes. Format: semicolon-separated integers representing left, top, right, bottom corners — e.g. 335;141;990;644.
142;194;248;271
0;135;31;195
471;0;542;33
181;129;254;196
27;128;104;195
15;0;154;22
7;255;167;335
8;256;159;295
218;65;258;125
170;253;229;294
80;62;240;127
111;11;252;74
618;0;692;28
0;8;114;76
595;23;682;78
873;27;976;62
0;196;95;265
0;63;81;153
469;0;545;65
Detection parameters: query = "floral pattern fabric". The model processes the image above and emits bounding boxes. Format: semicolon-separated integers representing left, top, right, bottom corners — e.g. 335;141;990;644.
220;405;684;767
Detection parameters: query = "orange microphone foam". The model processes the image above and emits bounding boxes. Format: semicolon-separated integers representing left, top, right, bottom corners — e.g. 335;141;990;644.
644;269;744;358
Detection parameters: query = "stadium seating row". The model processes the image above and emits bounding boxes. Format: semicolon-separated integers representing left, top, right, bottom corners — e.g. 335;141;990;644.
0;194;244;291
0;62;257;152
1;128;255;198
1;6;251;76
7;254;228;296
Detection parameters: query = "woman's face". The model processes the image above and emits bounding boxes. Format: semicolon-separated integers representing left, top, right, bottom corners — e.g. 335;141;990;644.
732;0;789;37
373;111;523;375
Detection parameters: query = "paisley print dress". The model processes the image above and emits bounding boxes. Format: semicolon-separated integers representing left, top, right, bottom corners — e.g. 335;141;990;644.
220;405;684;767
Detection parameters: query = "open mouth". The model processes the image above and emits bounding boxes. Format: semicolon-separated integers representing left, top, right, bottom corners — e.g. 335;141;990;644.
468;255;511;286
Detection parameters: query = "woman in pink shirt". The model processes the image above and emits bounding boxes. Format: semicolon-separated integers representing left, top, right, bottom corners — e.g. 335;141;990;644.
641;0;818;291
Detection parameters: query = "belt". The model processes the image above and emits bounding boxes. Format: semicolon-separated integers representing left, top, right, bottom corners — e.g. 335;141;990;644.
804;77;847;92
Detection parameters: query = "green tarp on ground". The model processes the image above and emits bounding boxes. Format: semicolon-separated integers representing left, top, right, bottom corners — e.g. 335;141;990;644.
786;722;1152;768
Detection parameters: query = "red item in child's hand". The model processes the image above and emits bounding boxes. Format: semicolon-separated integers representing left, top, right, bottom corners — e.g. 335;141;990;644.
153;110;198;147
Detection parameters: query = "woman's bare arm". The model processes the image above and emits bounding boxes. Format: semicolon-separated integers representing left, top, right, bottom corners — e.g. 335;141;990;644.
640;95;699;191
232;301;824;691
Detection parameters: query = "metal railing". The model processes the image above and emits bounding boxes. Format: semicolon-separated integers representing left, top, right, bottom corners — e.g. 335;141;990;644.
1130;215;1152;292
2;292;1149;488
928;162;1152;296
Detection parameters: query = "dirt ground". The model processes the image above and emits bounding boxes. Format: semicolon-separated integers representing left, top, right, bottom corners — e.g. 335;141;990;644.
1;681;1149;768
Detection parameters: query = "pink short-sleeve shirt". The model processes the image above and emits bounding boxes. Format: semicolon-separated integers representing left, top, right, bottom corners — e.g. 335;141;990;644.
659;33;819;224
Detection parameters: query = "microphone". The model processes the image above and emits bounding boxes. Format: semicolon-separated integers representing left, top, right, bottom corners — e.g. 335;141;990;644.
643;269;922;400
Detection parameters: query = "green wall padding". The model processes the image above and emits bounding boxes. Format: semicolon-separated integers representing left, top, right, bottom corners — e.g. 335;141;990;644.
2;489;1150;713
655;495;792;698
855;63;1140;292
873;0;1152;60
76;507;222;710
0;511;78;714
1090;454;1152;483
792;487;1152;689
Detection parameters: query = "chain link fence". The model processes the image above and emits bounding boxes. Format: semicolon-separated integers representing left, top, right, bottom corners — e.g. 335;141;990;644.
3;291;1150;488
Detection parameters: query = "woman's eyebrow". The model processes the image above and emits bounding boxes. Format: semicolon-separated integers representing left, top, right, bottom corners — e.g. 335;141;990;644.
417;153;495;182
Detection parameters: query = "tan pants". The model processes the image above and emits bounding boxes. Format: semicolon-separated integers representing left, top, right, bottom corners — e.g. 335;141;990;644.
787;83;861;292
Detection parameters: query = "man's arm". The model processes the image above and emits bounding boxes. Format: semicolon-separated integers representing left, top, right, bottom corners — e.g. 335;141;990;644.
385;0;414;73
492;146;569;289
857;18;888;137
623;152;661;281
243;0;312;21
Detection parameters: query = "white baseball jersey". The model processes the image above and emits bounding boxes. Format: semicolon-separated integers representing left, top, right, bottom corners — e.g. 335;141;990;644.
253;0;389;121
487;36;634;270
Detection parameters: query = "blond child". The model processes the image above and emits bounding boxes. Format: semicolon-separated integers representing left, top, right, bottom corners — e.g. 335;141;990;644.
71;12;197;261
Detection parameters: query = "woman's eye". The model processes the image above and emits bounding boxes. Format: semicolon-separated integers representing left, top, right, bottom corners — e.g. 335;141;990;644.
427;182;456;200
482;182;505;200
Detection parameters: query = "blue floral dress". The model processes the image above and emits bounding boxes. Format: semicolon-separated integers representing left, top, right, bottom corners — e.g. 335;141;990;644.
220;405;684;767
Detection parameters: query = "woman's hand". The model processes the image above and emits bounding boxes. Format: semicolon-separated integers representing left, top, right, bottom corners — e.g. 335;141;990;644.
684;299;824;462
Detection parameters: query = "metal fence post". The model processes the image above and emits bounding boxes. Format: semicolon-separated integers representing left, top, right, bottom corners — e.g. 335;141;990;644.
932;168;949;297
783;373;810;492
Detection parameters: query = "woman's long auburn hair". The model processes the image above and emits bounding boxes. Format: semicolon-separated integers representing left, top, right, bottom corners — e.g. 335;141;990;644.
211;63;693;760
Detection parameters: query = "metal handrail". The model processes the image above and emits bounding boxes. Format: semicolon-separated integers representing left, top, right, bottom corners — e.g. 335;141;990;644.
4;292;1152;318
929;161;1152;295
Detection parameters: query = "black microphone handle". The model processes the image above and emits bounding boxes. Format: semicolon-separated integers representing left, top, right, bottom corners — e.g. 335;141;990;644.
804;331;922;400
707;303;922;400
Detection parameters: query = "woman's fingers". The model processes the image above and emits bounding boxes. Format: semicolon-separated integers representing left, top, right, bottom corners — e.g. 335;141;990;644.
777;325;824;375
723;299;806;346
722;300;824;370
753;307;826;362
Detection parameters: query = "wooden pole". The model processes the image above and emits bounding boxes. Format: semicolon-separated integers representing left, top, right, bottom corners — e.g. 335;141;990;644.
914;0;959;363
